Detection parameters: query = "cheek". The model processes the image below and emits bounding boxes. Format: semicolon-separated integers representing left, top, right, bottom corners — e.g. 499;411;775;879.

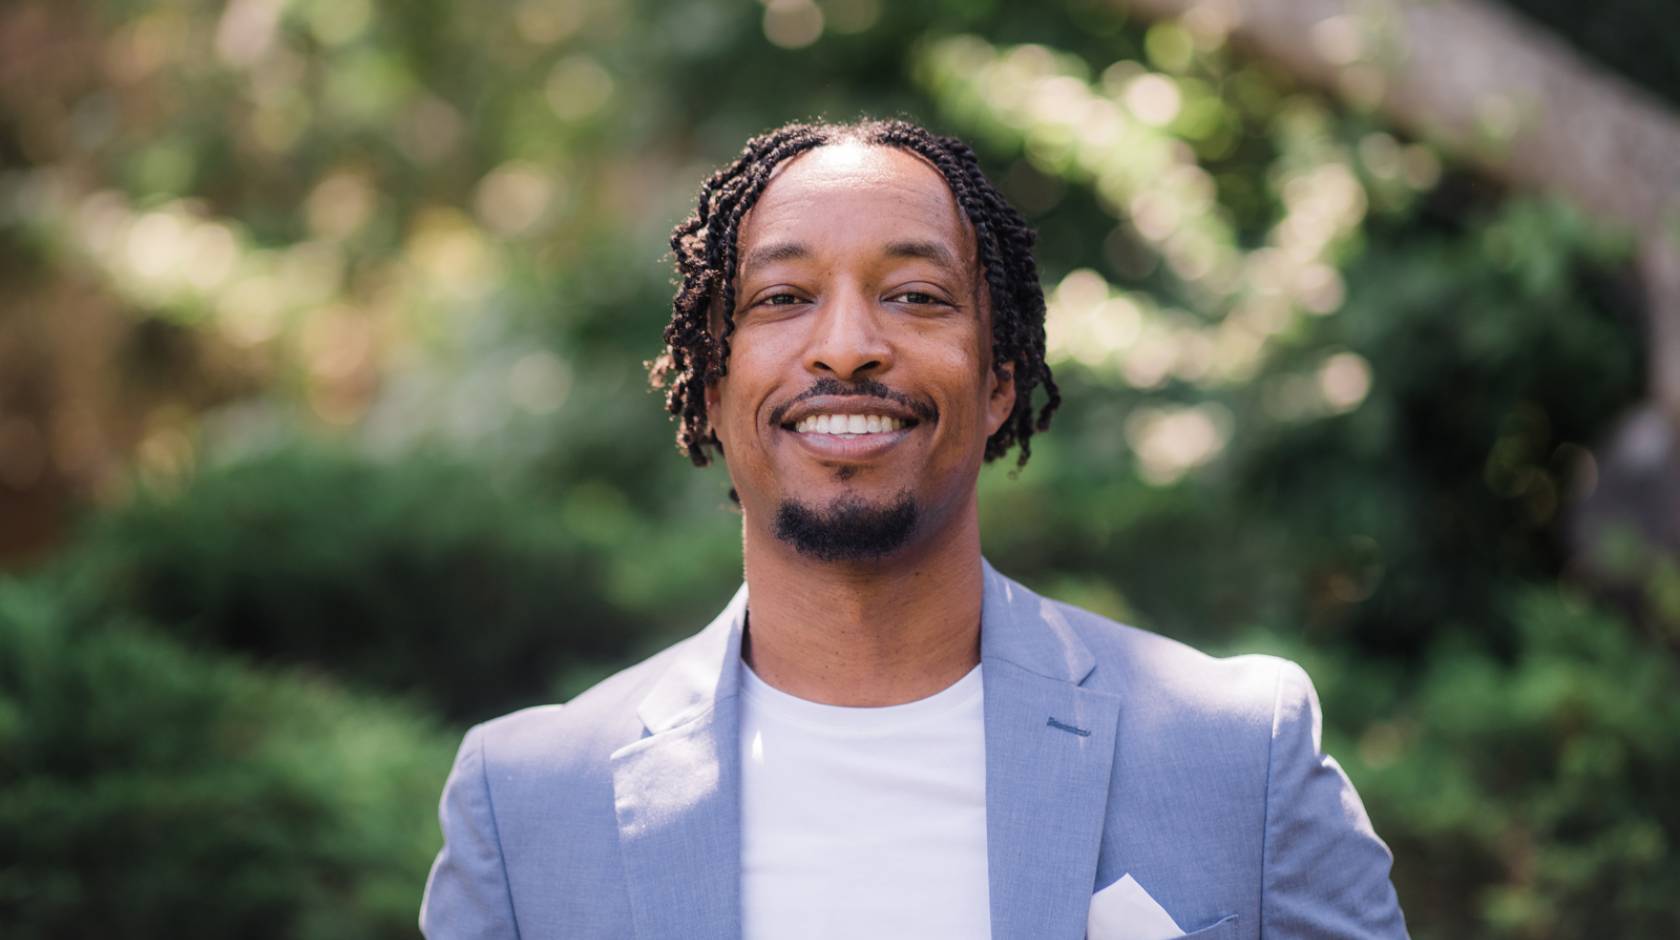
710;367;771;445
927;340;994;413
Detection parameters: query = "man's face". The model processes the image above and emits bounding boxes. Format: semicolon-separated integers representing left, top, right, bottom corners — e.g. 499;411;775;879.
706;142;1016;560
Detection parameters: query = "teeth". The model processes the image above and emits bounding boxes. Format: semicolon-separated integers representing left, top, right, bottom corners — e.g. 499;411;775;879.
794;414;907;434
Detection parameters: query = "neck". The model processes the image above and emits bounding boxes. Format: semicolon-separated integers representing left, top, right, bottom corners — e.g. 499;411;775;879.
739;496;985;707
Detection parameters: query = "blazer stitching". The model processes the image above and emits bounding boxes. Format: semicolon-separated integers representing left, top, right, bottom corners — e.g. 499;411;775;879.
985;652;1061;682
609;767;640;940
642;692;732;739
983;642;1091;686
1257;660;1286;940
473;728;524;939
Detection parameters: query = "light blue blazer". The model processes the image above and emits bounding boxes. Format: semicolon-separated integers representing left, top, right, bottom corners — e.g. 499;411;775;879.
421;562;1408;938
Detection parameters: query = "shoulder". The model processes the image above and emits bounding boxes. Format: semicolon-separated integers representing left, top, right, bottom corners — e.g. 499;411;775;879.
1028;588;1406;933
1045;592;1299;741
467;632;699;779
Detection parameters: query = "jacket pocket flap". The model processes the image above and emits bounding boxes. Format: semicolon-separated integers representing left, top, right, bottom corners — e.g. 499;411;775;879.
1169;914;1239;939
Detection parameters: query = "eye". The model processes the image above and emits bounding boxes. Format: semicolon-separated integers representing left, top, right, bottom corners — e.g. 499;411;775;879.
760;292;804;307
889;289;952;307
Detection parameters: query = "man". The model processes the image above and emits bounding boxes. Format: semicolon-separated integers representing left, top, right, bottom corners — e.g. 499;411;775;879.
421;119;1408;939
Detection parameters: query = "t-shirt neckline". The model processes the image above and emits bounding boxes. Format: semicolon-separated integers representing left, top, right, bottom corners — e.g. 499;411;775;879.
738;659;984;734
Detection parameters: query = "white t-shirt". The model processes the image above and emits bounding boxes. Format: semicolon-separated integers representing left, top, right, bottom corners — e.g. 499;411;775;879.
738;660;991;939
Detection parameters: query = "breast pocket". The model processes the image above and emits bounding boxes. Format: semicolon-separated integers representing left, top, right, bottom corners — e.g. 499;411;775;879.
1167;914;1240;939
1088;871;1239;940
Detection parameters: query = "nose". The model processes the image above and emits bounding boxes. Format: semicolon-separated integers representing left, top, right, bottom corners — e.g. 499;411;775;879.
805;287;893;381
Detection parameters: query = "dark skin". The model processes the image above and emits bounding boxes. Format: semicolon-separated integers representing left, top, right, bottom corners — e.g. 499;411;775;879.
705;143;1016;706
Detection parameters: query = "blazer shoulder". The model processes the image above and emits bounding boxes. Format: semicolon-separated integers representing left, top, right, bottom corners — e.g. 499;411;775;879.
470;632;699;777
1053;597;1289;732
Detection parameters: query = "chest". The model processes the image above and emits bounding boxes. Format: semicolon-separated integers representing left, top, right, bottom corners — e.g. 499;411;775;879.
736;677;992;939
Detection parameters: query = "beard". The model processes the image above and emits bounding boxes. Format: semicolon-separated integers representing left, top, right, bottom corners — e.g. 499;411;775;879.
772;491;918;562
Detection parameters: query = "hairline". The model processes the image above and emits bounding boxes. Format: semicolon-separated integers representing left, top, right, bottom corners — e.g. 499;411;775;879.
718;138;995;358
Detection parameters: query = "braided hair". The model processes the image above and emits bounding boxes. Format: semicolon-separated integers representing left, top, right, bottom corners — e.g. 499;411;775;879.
648;118;1059;468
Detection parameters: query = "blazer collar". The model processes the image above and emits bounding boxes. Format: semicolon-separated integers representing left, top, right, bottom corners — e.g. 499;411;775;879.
978;557;1097;684
613;585;748;940
977;562;1121;940
634;583;748;734
616;561;1119;940
634;559;1097;729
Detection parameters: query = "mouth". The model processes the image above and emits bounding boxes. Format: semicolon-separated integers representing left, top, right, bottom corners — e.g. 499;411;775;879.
777;396;927;438
788;412;916;436
775;395;929;461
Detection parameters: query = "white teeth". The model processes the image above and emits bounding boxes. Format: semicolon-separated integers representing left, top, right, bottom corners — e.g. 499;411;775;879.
794;413;907;434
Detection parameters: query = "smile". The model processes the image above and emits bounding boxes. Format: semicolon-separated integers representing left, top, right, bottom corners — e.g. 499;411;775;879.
780;409;919;462
773;390;933;461
792;413;911;435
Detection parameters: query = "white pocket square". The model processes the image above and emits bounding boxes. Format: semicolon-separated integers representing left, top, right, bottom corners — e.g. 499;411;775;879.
1087;873;1184;940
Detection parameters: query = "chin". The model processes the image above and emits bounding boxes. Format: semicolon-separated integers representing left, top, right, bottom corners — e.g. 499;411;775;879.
771;490;919;563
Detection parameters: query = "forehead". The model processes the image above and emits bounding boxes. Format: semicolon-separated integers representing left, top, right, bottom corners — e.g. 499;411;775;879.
737;143;974;265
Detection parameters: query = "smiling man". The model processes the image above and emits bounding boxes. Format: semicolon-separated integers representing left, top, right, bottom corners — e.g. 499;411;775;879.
420;119;1408;939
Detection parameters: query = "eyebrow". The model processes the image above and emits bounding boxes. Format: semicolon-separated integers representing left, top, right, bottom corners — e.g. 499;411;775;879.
741;241;811;271
741;239;964;273
883;239;962;273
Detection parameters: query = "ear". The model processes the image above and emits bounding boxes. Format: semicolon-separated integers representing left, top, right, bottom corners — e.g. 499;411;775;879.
704;381;723;437
984;361;1016;437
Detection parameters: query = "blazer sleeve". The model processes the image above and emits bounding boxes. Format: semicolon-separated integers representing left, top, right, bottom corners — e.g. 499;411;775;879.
1261;660;1409;938
420;724;522;939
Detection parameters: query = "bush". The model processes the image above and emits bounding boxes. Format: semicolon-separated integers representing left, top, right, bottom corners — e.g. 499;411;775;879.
0;578;453;939
1318;588;1680;939
54;447;664;721
1229;199;1642;654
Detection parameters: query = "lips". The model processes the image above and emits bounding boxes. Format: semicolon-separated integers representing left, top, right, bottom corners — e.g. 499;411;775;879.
765;379;938;468
785;422;914;461
793;413;910;434
773;390;934;432
766;391;926;468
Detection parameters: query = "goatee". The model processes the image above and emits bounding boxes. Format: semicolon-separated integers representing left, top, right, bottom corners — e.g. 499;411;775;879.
773;492;918;562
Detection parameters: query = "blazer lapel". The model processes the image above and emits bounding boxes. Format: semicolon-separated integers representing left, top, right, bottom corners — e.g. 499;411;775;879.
611;586;748;940
980;563;1122;940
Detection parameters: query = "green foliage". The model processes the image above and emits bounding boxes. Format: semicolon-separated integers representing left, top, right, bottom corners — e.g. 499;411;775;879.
1224;197;1642;651
3;0;1676;934
1334;589;1680;939
0;578;453;938
54;446;663;721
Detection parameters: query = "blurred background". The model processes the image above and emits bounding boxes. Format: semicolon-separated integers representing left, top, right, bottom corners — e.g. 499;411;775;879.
2;0;1678;936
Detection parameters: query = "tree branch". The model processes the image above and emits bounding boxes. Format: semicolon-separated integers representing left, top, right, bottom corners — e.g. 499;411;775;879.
1116;0;1680;405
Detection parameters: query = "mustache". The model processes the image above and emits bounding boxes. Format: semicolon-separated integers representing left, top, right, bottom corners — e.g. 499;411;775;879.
768;378;939;426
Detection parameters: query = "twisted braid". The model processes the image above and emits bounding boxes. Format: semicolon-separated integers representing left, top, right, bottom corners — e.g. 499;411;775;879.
649;118;1059;467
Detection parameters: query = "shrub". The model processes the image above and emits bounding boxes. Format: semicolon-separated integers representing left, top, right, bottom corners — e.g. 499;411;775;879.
0;578;453;939
55;447;660;721
1320;588;1680;939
